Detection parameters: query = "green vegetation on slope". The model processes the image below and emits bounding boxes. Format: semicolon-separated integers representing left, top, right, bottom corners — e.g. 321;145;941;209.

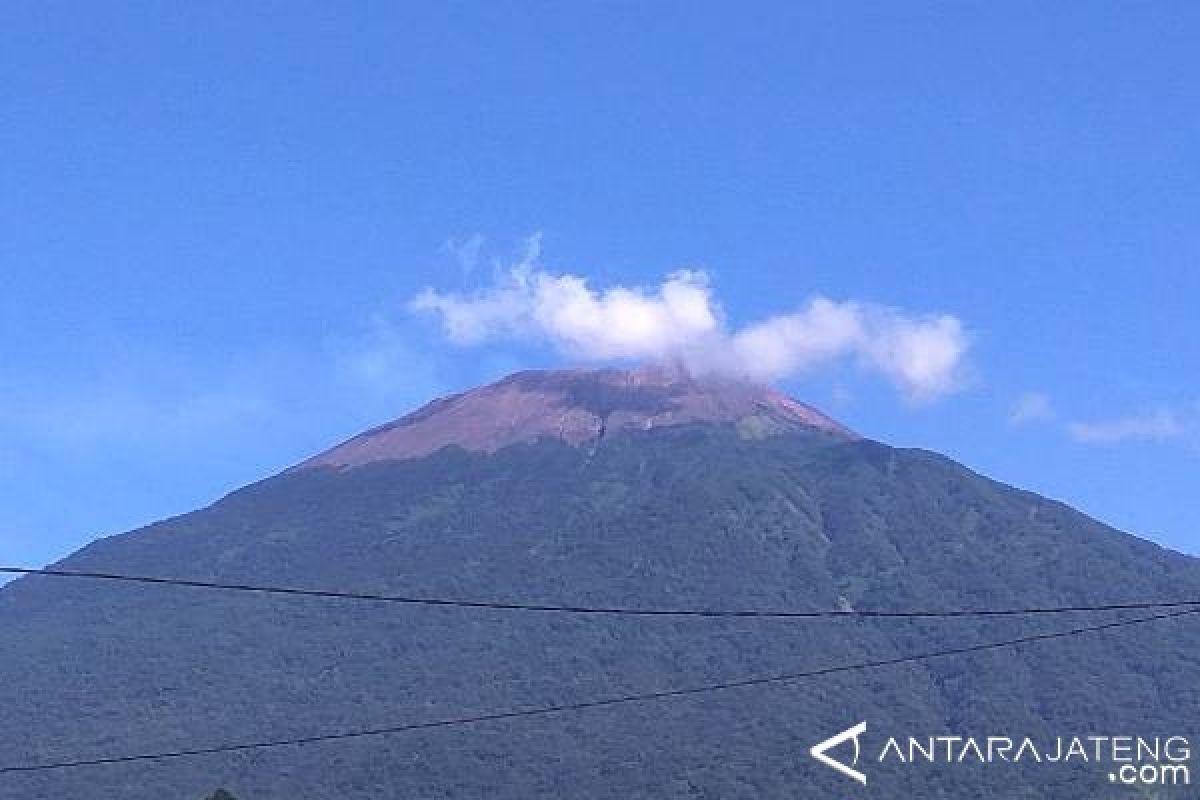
1;426;1196;798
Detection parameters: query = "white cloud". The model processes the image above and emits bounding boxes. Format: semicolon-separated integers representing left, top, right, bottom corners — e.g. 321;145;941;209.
1009;392;1055;426
859;310;970;403
1066;409;1187;445
412;236;723;361
411;238;971;402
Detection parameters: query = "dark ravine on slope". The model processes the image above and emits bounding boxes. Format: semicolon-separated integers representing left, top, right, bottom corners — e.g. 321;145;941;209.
1;368;1197;799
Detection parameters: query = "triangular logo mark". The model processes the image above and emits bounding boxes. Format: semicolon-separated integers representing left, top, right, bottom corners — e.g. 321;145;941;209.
810;721;867;785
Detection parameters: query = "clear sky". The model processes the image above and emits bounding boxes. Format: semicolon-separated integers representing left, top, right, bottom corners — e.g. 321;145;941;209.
2;2;1198;573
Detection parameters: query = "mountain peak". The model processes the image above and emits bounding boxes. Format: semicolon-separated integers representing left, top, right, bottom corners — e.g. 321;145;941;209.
300;366;856;470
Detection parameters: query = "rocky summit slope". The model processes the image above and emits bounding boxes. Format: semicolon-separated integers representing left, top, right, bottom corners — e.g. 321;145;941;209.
300;365;855;469
1;368;1197;799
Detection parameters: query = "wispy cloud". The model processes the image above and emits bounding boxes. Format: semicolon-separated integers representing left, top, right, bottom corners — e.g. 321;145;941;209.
1009;391;1055;426
1066;409;1188;445
329;313;444;410
0;326;445;465
0;382;275;455
442;233;486;278
411;236;971;402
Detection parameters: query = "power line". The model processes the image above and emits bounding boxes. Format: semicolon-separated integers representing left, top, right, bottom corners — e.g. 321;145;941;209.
2;606;1196;775
5;566;1199;618
2;566;1198;619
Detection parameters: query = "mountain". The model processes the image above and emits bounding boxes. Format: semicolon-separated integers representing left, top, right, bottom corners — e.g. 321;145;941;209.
1;367;1197;799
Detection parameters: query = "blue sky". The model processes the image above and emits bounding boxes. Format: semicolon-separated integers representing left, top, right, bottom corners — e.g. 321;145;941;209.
2;2;1198;572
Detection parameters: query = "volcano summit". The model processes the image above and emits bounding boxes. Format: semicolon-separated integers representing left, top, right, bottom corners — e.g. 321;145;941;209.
301;366;856;469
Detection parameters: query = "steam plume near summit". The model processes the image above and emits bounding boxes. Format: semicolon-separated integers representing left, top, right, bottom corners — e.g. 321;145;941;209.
412;239;970;402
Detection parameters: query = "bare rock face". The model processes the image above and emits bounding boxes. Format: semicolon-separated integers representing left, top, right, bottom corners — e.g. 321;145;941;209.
300;365;856;469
